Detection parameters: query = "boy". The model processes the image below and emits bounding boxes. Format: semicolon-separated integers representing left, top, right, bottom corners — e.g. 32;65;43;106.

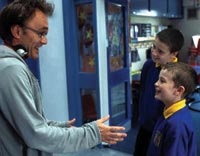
134;28;184;156
147;62;197;156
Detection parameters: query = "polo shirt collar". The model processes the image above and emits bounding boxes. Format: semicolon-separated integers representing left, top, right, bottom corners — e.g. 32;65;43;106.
163;99;186;119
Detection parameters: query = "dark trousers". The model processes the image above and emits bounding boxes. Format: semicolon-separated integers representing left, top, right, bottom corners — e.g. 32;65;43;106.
133;126;152;156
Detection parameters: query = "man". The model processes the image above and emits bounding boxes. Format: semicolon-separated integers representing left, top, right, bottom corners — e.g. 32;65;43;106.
0;0;127;155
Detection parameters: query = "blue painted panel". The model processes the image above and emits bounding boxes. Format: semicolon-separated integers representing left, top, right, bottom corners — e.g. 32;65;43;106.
131;0;149;12
168;0;183;18
63;0;83;126
0;0;7;44
0;0;7;10
25;58;40;81
151;0;167;17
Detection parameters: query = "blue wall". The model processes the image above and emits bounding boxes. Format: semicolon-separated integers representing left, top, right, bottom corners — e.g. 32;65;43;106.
39;0;69;121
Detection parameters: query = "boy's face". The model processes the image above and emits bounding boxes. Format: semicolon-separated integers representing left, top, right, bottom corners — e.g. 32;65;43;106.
154;69;181;107
151;37;177;66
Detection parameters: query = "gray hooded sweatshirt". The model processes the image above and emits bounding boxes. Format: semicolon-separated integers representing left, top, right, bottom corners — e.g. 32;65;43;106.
0;45;101;156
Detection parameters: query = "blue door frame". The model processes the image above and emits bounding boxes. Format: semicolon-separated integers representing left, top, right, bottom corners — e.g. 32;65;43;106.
63;0;100;126
62;0;83;126
63;0;131;126
106;0;131;126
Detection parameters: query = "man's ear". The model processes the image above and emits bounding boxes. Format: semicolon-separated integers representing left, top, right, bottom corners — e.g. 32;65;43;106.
10;25;23;39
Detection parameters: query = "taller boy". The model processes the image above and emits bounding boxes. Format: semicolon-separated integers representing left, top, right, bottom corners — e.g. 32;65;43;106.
134;28;184;156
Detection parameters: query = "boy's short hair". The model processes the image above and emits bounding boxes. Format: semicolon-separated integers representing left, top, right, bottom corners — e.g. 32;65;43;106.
156;28;184;53
162;62;198;98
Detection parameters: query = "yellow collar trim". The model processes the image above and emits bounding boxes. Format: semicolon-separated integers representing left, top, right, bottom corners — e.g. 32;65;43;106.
163;99;186;119
156;57;178;67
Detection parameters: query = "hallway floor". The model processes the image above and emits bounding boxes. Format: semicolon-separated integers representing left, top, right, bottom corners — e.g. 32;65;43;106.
54;147;132;156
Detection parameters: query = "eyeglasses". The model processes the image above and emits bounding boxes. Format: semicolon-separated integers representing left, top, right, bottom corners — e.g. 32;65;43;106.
23;26;47;39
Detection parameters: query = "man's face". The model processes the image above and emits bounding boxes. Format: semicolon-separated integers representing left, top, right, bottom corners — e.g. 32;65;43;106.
20;9;49;59
151;37;177;66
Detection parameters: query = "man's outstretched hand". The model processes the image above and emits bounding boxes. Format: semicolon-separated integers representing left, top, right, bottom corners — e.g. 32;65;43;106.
96;115;127;144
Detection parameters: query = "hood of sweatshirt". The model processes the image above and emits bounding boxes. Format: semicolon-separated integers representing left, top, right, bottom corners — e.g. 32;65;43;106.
0;45;25;63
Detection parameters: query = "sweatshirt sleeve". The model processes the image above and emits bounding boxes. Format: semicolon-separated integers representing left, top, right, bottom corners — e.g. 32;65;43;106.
47;119;68;127
0;63;101;153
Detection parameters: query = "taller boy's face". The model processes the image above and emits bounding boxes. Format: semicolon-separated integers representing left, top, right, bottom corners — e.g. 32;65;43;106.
151;37;177;66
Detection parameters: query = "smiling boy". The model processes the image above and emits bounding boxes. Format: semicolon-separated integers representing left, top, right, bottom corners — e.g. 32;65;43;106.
147;62;197;156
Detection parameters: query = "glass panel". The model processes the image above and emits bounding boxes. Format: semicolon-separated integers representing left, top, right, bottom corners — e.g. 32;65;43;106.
106;3;125;71
111;83;126;118
76;4;96;73
81;89;97;123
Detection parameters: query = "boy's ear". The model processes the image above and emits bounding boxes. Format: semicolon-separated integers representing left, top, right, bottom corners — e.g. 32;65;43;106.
173;51;179;56
176;86;185;96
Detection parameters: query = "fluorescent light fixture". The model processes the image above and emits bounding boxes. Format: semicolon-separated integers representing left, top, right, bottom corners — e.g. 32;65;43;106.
132;10;158;17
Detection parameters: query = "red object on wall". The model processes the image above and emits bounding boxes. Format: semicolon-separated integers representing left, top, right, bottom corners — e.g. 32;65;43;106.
82;94;97;123
197;38;200;53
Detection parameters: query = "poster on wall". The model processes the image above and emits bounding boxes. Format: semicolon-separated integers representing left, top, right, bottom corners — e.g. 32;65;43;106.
77;4;96;73
106;3;125;71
